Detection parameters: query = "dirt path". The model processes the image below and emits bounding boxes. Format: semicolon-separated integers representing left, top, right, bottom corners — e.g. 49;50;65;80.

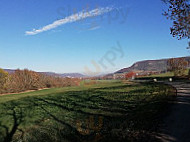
156;82;190;142
0;88;49;97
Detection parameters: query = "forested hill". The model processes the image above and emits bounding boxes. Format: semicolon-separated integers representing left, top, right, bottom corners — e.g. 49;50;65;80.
116;56;190;73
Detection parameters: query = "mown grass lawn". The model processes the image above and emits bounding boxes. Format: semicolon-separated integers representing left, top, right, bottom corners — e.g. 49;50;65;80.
0;80;176;142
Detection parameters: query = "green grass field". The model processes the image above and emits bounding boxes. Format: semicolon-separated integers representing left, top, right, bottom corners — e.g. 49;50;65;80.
136;70;190;82
140;69;189;78
0;80;176;142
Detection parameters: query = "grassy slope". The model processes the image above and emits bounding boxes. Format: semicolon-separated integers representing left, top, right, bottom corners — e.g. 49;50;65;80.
0;80;176;142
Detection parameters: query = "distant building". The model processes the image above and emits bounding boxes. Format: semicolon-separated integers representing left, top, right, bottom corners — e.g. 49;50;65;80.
113;70;161;80
113;73;125;80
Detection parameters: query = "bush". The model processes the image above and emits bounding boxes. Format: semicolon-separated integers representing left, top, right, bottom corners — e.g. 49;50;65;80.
167;58;189;76
0;69;81;94
0;69;8;93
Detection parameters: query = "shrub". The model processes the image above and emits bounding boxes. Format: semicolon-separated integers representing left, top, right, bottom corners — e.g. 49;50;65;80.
0;69;8;93
0;69;81;94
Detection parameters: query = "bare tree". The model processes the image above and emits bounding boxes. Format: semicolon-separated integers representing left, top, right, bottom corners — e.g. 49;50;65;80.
167;58;189;76
0;69;8;93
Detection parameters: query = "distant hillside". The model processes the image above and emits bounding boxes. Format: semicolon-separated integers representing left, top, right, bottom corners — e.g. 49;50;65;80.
4;69;85;78
4;69;15;74
116;56;190;74
59;73;86;78
41;72;85;78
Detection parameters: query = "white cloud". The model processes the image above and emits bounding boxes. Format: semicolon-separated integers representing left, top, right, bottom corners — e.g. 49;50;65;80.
25;7;113;35
88;26;101;31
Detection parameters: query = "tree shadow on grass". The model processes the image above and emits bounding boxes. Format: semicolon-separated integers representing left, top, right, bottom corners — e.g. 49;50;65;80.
0;105;24;142
32;99;106;142
30;96;153;142
0;82;175;142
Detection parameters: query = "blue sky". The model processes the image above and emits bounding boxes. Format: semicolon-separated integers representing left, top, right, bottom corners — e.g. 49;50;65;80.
0;0;189;74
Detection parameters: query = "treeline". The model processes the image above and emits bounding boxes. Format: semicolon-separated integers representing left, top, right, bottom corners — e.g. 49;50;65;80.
0;69;81;94
167;58;190;77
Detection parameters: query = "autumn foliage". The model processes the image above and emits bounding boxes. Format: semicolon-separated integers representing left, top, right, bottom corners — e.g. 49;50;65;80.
163;0;190;39
0;69;81;94
167;58;189;76
125;72;136;79
0;69;8;93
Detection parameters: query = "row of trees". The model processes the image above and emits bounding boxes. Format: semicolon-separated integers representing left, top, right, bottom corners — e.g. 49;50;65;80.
0;69;81;94
167;58;190;76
